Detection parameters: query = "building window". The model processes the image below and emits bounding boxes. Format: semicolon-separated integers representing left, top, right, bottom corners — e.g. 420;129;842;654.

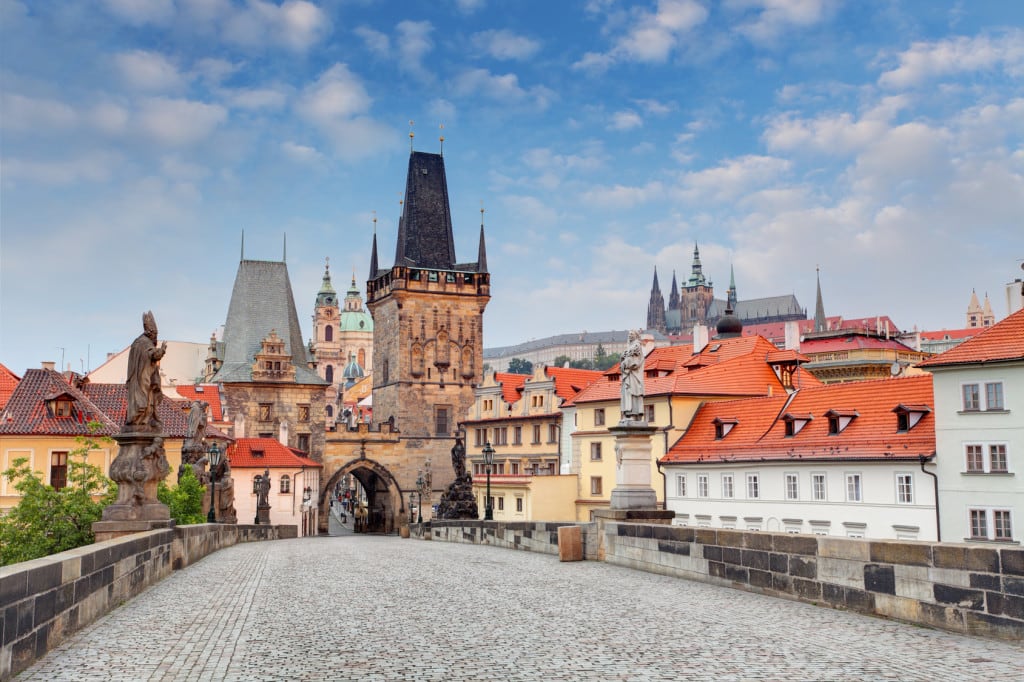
259;403;272;421
846;473;862;502
325;365;334;383
675;474;686;497
896;412;909;432
324;325;333;342
590;442;602;461
971;509;1014;541
746;473;759;499
532;425;541;444
812;473;827;501
494;427;508;446
548;424;558;443
475;429;485;447
516;497;523;512
297;433;310;452
785;420;795;437
53;400;73;418
785;473;799;501
985;382;1004;410
994;510;1013;540
966;444;984;472
513;426;522;445
434;407;450;436
50;451;68;489
990;444;1008;472
510;462;520;475
326;405;334;418
722;474;734;499
962;383;980;411
590;476;603;495
594;409;605;426
280;475;291;494
645;404;655;422
896;473;913;504
698;474;709;498
497;496;505;511
483;398;493;412
298;404;310;422
828;416;840;435
970;509;988;539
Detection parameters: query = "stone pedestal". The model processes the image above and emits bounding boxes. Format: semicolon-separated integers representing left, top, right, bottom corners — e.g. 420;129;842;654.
609;422;658;509
93;432;171;541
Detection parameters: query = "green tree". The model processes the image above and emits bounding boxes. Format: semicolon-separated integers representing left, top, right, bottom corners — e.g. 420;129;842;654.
593;344;619;371
569;358;594;370
552;355;571;368
158;464;206;525
506;357;533;375
0;427;117;566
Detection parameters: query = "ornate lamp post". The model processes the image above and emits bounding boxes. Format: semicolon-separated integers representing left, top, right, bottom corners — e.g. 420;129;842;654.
409;491;417;524
482;441;494;521
415;472;424;524
206;442;222;523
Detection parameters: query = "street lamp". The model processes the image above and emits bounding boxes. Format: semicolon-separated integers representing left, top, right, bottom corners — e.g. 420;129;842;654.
415;472;424;524
482;441;495;521
206;442;222;523
409;490;417;524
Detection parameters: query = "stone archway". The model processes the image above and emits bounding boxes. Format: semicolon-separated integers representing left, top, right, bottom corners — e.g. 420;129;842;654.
320;458;408;534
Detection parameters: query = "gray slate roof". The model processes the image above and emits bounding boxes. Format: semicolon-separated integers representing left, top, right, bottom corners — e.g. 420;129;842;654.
484;329;669;359
394;152;457;270
708;294;804;321
211;260;325;385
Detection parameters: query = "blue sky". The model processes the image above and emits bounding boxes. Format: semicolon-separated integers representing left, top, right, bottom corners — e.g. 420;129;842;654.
2;0;1023;376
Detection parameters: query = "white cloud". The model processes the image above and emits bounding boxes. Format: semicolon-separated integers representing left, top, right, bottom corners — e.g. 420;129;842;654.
729;0;837;46
281;141;325;164
634;98;672;116
429;98;457;125
102;0;175;25
499;194;559;228
614;0;709;63
763;97;908;156
579;181;665;209
878;30;1024;89
471;29;541;60
1;152;120;186
226;86;289;110
0;93;77;132
137;97;228;146
608;110;643;131
355;26;390;57
88;102;130;135
114;50;187;91
223;0;330;52
195;58;240;86
451;68;554;109
680;155;791;202
572;51;616;73
396;20;434;75
454;0;485;13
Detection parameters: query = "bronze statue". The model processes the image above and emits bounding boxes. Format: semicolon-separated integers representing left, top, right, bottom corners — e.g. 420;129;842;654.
124;311;167;432
451;437;466;478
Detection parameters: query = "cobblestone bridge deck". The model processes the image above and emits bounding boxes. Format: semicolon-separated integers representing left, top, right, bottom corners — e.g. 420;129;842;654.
17;535;1024;681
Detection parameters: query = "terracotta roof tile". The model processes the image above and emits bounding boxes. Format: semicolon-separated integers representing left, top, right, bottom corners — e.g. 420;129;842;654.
494;372;527;404
0;363;20;411
229;438;322;469
663;374;934;464
175;384;224;421
919;308;1024;368
0;369;119;436
82;383;192;438
544;366;604;402
919;328;980;341
801;335;917;353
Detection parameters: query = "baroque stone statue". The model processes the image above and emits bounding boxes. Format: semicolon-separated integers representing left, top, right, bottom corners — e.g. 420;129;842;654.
436;436;478;520
124;310;167;433
619;329;645;422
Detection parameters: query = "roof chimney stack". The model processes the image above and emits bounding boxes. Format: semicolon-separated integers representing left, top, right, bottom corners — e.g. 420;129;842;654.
41;361;55;371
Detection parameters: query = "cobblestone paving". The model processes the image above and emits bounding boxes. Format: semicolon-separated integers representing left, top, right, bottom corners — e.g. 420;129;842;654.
18;536;1024;681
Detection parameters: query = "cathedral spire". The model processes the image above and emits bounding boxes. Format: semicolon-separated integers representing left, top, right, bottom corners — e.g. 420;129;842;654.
688;242;706;286
647;267;667;333
477;204;488;273
814;267;827;332
727;263;738;311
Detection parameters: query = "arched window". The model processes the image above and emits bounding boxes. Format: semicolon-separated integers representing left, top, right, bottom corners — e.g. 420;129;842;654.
325;365;334;383
357;348;366;367
326;404;334;418
325;325;333;342
280;475;291;494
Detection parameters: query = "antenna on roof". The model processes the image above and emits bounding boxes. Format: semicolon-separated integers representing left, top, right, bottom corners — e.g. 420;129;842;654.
439;123;445;156
409;120;415;152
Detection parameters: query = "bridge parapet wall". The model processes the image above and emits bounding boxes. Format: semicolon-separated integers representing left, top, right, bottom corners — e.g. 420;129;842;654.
421;520;1024;643
0;524;296;681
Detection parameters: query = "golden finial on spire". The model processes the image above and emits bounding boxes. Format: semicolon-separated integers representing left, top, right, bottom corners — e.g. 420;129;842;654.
480;200;485;226
439;122;445;156
409;120;415;152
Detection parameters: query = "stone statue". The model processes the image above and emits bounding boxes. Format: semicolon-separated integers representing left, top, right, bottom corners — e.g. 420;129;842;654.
212;453;237;524
124;311;167;432
451;437;467;478
255;468;271;524
619;329;645;421
179;400;209;483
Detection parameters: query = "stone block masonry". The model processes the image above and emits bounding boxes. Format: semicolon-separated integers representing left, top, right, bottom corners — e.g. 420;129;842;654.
420;520;1024;643
0;524;295;681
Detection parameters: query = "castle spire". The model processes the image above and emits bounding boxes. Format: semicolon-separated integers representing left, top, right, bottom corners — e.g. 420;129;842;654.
814;266;827;332
727;263;738;311
688;242;706;286
647;266;667;333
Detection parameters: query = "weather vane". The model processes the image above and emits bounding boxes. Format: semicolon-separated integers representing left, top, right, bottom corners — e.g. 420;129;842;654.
409;119;415;152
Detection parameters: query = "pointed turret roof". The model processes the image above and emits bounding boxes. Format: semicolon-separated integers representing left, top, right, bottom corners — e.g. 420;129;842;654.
211;259;325;385
647;266;667;332
687;242;706;286
315;260;337;308
477;222;488;273
368;227;379;280
814;268;827;332
394;151;457;270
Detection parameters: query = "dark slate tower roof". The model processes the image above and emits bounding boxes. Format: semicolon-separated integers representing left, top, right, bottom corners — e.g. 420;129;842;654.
211;259;325;385
394;151;458;269
814;267;827;332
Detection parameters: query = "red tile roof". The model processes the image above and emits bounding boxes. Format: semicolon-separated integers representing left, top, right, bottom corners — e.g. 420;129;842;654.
82;383;192;437
662;374;935;464
229;438;322;469
918;308;1024;368
919;328;980;341
494;372;527;404
0;369;118;436
544;366;604;402
0;363;22;411
175;384;224;421
800;335;917;353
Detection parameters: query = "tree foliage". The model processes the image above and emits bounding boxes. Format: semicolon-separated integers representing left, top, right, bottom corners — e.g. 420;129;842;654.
592;344;620;371
158;464;206;525
506;357;533;375
0;427;117;566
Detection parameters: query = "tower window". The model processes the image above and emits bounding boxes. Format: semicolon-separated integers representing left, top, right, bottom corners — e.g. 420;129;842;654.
325;365;334;383
325;325;333;342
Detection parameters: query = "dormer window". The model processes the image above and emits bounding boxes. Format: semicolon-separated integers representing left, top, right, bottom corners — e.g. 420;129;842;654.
54;399;73;417
825;409;858;435
782;413;813;437
713;417;738;440
892;404;931;432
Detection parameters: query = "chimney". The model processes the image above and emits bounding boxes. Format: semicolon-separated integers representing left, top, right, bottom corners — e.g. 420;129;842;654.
784;321;800;351
693;324;709;353
41;361;55;371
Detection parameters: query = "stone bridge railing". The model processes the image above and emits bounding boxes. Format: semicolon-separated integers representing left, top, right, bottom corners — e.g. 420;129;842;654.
415;519;1024;643
0;524;296;681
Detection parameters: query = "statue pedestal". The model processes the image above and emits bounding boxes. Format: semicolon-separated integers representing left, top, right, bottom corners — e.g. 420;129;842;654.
255;504;271;525
609;422;658;509
93;519;175;544
93;431;171;541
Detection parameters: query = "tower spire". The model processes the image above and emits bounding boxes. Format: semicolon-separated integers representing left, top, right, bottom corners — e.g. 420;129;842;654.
647;266;666;333
477;202;488;273
369;214;379;280
814;266;827;332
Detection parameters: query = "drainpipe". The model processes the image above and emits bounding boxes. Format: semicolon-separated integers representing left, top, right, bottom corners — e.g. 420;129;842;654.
656;460;667;512
919;454;940;542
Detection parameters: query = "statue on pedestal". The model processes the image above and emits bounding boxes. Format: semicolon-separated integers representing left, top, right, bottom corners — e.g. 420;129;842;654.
436;436;479;520
619;329;645;423
124;311;167;433
179;400;209;483
255;468;271;524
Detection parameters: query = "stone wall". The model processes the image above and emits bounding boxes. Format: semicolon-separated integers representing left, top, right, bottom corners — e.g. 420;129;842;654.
418;520;1024;643
0;524;296;680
